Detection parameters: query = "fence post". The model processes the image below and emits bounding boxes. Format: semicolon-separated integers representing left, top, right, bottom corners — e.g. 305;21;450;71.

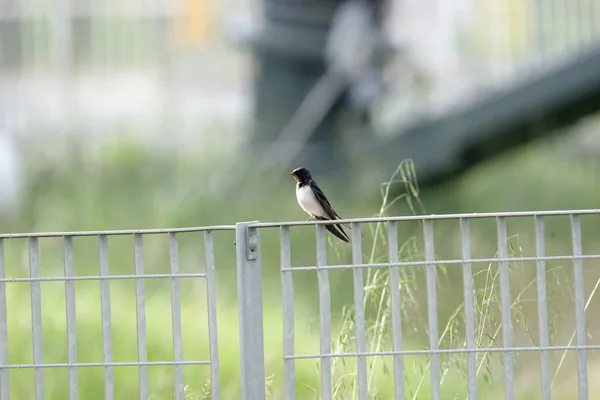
235;222;266;400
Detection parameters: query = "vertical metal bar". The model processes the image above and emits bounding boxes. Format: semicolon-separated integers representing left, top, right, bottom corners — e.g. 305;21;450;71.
133;234;148;400
280;226;295;400
387;222;404;400
64;236;78;400
570;214;589;400
169;233;185;400
235;222;266;400
423;221;440;400
98;235;114;400
535;217;551;400
496;217;514;400
30;237;44;400
351;223;368;399
204;231;220;400
316;225;332;400
460;219;477;400
0;240;9;400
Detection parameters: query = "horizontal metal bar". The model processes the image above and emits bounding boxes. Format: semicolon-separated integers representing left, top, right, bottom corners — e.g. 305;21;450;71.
3;253;596;283
1;209;598;238
0;273;207;283
250;209;600;228
280;254;600;271
285;345;600;359
0;225;236;239
1;361;211;369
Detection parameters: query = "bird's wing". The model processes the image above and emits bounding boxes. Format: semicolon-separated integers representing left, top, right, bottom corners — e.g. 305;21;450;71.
310;181;341;220
310;181;351;242
311;180;364;238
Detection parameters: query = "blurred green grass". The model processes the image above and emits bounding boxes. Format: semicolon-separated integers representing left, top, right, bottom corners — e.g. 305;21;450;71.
2;130;600;399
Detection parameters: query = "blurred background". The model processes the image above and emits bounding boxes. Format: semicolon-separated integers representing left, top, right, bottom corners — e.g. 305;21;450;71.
1;0;600;398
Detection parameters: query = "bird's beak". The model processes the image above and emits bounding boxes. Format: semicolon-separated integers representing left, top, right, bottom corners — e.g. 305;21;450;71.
287;171;293;175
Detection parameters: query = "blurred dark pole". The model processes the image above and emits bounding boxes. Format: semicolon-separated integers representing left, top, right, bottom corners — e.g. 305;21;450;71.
250;0;385;176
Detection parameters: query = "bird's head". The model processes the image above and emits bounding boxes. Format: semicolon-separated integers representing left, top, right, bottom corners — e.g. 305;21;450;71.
288;167;312;183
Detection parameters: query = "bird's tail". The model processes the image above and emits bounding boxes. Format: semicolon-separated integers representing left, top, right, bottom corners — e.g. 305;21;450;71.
341;222;364;238
316;217;351;243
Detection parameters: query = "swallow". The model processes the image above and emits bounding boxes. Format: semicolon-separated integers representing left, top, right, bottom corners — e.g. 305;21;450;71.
288;167;351;243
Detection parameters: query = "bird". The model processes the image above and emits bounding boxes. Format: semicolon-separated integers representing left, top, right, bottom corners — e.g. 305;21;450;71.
288;167;351;243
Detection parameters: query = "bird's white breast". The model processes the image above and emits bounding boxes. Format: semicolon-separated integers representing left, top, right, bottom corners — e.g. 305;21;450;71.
296;185;326;217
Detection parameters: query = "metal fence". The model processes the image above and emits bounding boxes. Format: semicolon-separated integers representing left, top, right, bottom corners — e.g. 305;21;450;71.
0;225;231;400
1;210;600;399
250;210;600;400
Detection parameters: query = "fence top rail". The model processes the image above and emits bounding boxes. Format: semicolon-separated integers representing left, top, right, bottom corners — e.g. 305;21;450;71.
1;209;599;238
0;225;236;239
249;209;600;228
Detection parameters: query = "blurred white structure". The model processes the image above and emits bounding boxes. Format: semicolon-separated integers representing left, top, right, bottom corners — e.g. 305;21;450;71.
0;130;22;216
0;0;599;138
0;0;248;139
382;0;600;126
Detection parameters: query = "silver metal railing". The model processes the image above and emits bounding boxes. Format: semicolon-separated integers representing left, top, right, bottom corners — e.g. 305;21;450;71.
1;209;600;399
0;225;231;400
244;209;600;400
